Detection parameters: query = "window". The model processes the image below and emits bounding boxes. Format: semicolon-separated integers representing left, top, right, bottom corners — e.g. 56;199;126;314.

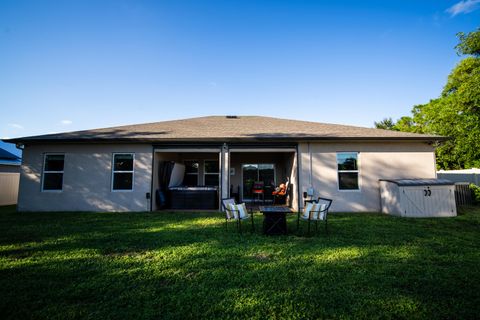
184;160;199;186
204;160;219;186
337;152;359;190
112;153;134;191
42;154;65;191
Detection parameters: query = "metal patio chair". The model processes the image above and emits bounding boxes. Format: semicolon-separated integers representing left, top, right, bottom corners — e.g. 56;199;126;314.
221;198;255;233
297;197;333;236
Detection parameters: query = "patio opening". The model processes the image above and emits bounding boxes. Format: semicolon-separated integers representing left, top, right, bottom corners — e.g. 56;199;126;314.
152;150;221;211
229;149;298;210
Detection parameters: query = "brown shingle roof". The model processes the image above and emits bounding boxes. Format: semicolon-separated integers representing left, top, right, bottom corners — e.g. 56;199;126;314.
4;116;445;143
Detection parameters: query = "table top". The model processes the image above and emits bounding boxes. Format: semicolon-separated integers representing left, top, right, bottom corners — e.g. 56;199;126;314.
259;206;293;213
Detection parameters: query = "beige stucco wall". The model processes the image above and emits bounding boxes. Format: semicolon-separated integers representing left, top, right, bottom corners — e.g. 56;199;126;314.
18;144;153;212
298;141;436;212
17;140;436;213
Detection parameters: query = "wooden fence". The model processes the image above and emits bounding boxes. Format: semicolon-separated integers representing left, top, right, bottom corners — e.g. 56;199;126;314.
454;183;473;206
0;173;20;206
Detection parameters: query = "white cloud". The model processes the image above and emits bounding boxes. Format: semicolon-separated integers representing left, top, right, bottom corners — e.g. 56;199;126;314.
60;120;73;125
8;123;24;129
447;0;480;16
208;81;217;88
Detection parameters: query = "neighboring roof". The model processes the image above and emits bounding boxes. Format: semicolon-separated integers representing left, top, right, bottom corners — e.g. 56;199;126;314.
3;116;446;144
0;148;21;166
0;148;20;161
380;179;455;186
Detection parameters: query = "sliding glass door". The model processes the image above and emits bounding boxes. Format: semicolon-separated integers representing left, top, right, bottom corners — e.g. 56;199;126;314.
241;164;275;201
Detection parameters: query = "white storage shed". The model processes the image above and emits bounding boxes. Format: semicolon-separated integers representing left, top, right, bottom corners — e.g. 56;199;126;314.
380;179;457;217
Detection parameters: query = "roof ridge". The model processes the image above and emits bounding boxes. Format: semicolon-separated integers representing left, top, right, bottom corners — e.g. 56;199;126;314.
2;115;446;143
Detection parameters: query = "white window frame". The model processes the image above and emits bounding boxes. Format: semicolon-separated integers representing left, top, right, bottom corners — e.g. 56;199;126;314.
184;159;200;186
336;152;360;192
204;159;220;186
111;153;135;192
41;153;65;192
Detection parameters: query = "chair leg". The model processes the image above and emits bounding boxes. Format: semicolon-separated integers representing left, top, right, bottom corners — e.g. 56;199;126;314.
297;213;300;231
307;219;311;237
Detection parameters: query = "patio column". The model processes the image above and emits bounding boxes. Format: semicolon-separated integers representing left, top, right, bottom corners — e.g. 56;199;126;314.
221;143;230;201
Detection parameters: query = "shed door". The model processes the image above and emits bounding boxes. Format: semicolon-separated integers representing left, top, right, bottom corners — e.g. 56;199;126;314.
401;187;426;217
423;186;455;217
402;186;456;217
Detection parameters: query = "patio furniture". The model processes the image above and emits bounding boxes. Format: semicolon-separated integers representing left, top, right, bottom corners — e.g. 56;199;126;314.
252;181;265;204
297;197;333;236
260;206;292;235
272;179;290;205
221;198;254;233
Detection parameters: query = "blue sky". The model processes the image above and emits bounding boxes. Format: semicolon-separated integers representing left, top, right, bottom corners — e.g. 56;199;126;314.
1;0;479;152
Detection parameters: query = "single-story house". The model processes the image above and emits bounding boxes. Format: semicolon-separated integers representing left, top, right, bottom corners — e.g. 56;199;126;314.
3;116;445;212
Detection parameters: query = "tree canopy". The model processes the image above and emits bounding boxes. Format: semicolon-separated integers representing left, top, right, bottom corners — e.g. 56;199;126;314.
375;28;480;169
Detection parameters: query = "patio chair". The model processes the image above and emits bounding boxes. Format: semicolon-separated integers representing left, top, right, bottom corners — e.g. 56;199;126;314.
297;197;333;236
252;181;265;205
272;179;290;205
221;198;255;233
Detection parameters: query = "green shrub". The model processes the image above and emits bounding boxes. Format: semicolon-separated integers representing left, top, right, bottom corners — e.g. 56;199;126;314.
470;183;480;203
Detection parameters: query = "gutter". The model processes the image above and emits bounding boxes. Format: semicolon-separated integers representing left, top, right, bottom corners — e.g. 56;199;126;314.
3;136;449;145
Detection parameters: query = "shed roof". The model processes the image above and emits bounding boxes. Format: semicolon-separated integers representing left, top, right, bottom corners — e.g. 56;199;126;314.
380;179;455;186
3;116;445;144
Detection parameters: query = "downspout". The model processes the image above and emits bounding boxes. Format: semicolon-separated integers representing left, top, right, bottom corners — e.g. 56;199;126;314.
220;143;229;210
309;142;313;188
226;144;230;199
220;145;223;209
149;146;155;212
296;144;302;210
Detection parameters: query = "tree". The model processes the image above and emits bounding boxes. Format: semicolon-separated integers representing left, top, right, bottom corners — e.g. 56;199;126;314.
374;118;396;130
455;29;480;56
394;116;418;133
374;116;418;132
375;28;480;169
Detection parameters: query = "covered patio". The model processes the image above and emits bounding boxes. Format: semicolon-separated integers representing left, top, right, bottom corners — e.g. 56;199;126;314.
228;147;298;210
151;144;299;211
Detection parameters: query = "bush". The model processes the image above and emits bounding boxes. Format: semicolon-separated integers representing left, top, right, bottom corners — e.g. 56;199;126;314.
470;183;480;203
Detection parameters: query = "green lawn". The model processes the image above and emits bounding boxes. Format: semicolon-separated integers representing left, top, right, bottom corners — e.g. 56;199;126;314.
1;206;479;320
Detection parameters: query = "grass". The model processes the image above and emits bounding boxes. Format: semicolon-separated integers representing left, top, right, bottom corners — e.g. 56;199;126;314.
0;205;480;319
